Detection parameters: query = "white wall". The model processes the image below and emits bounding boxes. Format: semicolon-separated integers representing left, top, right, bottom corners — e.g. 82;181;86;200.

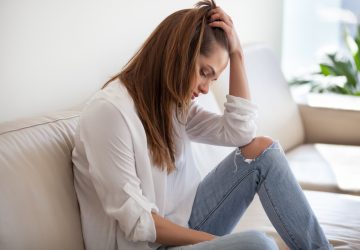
0;0;283;122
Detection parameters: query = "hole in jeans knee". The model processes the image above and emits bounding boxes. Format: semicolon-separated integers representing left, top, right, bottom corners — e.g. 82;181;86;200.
239;137;273;160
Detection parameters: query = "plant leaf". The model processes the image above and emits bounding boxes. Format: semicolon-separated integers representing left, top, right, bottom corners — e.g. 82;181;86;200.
345;28;360;72
326;55;357;88
354;27;360;72
319;62;342;76
289;79;313;86
319;64;332;76
327;85;350;95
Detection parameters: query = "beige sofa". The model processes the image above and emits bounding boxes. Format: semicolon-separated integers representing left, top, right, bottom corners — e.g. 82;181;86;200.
1;44;359;250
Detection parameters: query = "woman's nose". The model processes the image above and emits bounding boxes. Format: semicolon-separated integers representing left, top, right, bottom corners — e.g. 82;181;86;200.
199;81;210;94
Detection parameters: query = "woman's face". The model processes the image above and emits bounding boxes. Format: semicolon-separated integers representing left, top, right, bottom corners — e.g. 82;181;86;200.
190;43;229;100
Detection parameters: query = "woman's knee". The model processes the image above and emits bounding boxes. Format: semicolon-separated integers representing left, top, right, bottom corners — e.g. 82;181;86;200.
235;231;278;250
239;136;273;160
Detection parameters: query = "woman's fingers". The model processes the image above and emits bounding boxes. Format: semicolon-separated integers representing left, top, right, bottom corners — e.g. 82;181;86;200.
208;7;233;26
208;8;233;35
208;6;241;54
209;13;232;28
208;20;231;34
209;21;232;39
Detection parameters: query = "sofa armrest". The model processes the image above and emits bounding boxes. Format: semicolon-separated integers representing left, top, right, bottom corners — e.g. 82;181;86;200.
299;104;360;146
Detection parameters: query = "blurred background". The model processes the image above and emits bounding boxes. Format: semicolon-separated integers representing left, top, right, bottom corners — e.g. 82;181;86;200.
0;0;359;122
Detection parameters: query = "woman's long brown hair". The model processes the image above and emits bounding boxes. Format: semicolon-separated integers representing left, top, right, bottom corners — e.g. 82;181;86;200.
103;0;229;173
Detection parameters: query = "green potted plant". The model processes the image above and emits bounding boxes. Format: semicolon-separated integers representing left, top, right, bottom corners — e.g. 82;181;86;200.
290;25;360;96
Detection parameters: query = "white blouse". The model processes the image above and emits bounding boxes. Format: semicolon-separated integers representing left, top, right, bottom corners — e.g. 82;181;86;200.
72;79;257;250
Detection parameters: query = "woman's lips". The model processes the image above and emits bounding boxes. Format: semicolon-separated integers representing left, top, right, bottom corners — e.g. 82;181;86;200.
192;93;199;99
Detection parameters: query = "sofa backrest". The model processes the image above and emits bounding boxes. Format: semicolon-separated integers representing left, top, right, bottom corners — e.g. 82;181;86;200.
0;111;84;250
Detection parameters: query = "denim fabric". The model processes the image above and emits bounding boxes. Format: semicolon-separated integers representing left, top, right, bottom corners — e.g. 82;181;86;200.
182;141;332;250
165;231;278;250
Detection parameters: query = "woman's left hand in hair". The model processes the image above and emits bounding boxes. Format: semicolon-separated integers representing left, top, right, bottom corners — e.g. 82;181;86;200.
208;7;242;56
209;7;250;100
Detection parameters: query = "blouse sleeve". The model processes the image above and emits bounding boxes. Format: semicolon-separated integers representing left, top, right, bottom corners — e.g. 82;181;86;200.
78;97;158;243
186;94;258;147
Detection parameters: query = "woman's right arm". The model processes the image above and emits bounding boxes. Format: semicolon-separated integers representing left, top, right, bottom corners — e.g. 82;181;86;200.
152;213;216;246
79;98;158;242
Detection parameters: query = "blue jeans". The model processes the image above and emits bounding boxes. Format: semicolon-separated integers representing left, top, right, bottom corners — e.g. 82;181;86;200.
162;141;332;250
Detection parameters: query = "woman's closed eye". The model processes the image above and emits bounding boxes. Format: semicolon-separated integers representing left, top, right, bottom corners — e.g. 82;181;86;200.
200;69;208;78
200;65;219;80
200;70;218;83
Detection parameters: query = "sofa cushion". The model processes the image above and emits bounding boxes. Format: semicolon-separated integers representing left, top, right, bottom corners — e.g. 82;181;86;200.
234;191;360;249
286;143;360;195
0;111;84;250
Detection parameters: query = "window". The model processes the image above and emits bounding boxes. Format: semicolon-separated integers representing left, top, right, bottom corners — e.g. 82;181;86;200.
281;0;359;80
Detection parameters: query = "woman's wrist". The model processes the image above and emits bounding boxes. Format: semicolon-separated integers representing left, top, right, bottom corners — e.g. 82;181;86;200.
230;48;244;62
152;212;216;246
196;230;216;242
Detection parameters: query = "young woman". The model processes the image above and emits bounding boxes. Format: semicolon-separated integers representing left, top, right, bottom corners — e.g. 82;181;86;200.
72;1;333;249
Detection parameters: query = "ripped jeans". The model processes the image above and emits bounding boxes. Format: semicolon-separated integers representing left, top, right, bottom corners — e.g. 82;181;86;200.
181;141;332;250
